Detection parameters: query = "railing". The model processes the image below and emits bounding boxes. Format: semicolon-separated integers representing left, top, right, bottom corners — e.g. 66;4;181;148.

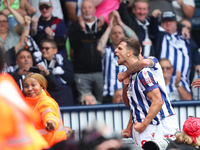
60;100;200;139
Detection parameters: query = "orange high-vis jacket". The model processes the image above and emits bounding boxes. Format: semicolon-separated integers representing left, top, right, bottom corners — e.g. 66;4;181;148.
0;73;49;150
24;90;67;147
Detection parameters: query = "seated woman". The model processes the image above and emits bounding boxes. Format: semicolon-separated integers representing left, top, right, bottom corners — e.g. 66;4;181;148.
22;73;67;148
166;116;200;150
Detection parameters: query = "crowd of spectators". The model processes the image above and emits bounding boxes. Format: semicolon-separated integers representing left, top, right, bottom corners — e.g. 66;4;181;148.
1;0;200;107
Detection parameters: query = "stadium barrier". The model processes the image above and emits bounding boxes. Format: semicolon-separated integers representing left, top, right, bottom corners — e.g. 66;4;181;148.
60;100;200;139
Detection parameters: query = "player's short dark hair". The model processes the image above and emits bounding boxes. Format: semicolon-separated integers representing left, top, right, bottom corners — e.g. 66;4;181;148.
120;37;141;57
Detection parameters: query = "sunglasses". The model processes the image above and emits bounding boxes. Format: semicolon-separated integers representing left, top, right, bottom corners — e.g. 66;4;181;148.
40;47;54;51
39;5;51;10
161;67;171;71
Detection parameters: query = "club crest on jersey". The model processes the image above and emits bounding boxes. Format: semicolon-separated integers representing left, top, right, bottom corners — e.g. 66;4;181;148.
132;76;135;81
131;74;137;81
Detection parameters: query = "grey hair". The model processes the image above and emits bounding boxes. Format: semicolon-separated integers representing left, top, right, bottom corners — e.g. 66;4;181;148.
80;93;98;104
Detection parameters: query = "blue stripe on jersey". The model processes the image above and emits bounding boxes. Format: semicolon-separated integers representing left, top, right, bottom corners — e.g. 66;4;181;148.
180;48;185;74
173;47;178;76
130;97;142;123
150;57;158;70
114;62;119;90
166;39;170;58
169;78;173;92
159;87;174;117
144;85;159;95
103;54;106;89
107;52;112;95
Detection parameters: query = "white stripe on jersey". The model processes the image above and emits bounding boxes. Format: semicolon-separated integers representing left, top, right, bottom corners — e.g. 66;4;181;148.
102;46;126;96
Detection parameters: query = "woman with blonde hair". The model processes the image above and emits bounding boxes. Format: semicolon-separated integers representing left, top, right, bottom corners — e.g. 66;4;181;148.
22;73;67;148
166;117;200;150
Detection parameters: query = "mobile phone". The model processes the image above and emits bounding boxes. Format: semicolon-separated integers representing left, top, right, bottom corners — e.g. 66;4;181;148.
28;66;40;73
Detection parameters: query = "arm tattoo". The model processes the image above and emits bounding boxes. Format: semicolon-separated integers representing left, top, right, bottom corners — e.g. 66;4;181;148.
122;25;138;40
125;61;143;76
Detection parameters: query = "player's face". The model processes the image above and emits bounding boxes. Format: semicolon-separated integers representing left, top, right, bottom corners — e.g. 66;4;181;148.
160;60;173;79
161;20;177;35
23;77;43;98
132;2;149;22
110;25;125;47
115;42;129;66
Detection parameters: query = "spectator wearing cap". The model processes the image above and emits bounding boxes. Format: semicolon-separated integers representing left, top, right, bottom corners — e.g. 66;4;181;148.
166;116;200;150
153;11;199;87
30;0;68;58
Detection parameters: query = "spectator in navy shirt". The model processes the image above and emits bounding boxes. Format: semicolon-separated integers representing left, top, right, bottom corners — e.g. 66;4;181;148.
30;0;68;58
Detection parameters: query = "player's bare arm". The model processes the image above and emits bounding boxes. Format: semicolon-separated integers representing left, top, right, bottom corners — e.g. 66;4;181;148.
134;88;163;133
122;77;130;107
122;113;133;138
118;58;154;82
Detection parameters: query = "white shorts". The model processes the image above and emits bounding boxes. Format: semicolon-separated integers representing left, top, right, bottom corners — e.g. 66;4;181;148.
161;115;179;138
132;123;164;148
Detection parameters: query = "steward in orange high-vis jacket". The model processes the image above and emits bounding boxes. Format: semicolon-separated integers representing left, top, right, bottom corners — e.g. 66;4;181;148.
23;73;67;147
0;73;49;150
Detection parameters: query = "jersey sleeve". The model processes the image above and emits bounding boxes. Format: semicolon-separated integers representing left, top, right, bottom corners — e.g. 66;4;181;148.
138;69;159;95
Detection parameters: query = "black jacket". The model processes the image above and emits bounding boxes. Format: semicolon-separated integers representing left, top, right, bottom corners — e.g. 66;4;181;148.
68;18;107;73
118;2;159;56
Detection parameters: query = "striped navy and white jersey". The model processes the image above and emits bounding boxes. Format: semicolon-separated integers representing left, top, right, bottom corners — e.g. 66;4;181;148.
102;46;127;96
160;33;191;83
166;76;191;101
127;57;175;125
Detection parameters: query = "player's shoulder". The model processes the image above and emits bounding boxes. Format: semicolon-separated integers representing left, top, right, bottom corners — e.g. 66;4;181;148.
138;67;152;77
